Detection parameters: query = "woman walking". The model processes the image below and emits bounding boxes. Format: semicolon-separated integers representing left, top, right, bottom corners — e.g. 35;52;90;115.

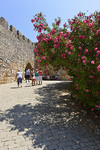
15;69;23;87
30;68;36;86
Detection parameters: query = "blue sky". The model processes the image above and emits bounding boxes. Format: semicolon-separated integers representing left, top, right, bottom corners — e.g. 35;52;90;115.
0;0;100;42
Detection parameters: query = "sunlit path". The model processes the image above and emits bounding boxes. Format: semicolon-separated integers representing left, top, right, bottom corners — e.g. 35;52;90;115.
0;81;100;150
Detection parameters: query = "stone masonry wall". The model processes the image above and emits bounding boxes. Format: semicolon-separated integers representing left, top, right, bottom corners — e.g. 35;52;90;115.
0;17;35;84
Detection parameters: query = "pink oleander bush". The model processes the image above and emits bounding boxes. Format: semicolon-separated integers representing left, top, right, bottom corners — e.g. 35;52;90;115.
31;11;100;111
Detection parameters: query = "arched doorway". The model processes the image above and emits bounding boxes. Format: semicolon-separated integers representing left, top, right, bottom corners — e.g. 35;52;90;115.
25;62;32;71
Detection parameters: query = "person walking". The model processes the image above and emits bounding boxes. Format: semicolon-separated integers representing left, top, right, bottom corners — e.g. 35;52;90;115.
25;69;30;82
38;68;43;85
16;69;23;88
35;69;39;85
30;68;36;86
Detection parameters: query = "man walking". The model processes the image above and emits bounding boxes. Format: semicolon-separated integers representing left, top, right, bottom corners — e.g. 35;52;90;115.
16;69;23;87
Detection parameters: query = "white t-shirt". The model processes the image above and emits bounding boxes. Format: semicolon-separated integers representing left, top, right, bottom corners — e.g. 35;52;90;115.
17;71;22;79
26;70;30;75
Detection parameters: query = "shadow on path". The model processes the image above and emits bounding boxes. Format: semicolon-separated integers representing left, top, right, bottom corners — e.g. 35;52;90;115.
0;82;100;150
10;87;18;89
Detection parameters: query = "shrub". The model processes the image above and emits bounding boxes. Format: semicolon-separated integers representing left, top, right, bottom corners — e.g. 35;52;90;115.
31;11;100;110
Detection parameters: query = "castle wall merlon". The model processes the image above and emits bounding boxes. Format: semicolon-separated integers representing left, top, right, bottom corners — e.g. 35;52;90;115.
27;39;31;43
22;35;26;40
0;17;8;29
17;30;22;39
10;25;16;35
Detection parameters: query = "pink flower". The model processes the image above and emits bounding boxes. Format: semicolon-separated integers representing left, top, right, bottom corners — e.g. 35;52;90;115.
63;23;67;28
83;60;86;65
79;35;85;40
96;58;98;61
83;20;87;24
31;19;34;23
37;59;41;62
85;49;88;53
51;51;55;54
65;44;68;48
97;15;100;19
33;48;38;53
82;36;85;40
97;65;100;71
94;47;98;51
42;56;46;60
69;78;72;81
95;105;100;108
91;61;95;64
91;108;94;111
97;51;100;56
87;22;94;28
51;28;56;35
79;35;82;39
68;40;71;44
77;21;80;24
86;89;89;92
56;21;60;25
61;54;66;59
59;32;63;36
75;87;79;90
96;30;100;35
66;31;69;34
78;59;81;62
46;65;48;68
90;75;94;78
53;37;58;43
81;56;85;59
68;51;71;55
79;46;82;50
67;68;70;71
78;13;82;17
53;43;60;48
44;38;49;44
70;46;73;50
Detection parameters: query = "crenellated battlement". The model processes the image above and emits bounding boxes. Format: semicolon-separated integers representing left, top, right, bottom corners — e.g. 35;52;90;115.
0;17;35;84
0;17;34;46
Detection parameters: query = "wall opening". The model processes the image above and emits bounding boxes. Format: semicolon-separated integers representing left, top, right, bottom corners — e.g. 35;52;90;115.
25;62;32;71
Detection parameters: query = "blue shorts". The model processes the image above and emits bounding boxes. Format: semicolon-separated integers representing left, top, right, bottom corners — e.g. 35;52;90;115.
17;77;22;85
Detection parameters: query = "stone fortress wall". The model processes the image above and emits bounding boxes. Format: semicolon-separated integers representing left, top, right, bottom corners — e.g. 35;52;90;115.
0;17;35;84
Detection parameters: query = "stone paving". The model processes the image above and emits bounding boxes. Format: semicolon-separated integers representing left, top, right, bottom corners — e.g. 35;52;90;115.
0;81;100;150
